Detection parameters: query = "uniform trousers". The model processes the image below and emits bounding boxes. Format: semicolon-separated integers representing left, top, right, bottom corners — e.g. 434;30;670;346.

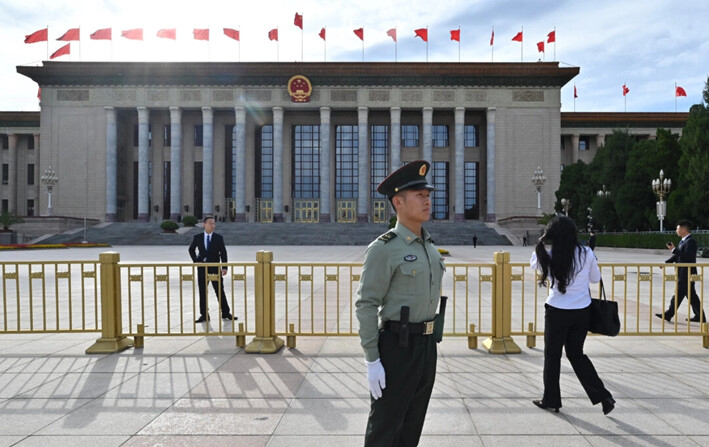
542;304;612;408
364;329;437;447
197;266;231;317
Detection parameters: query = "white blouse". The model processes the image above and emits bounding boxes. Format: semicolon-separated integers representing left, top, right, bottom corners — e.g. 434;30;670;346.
530;246;601;309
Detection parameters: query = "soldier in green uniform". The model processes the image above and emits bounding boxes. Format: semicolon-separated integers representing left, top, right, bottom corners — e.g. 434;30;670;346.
356;160;446;447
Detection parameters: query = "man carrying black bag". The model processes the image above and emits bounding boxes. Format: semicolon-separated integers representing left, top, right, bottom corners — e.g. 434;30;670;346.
355;160;446;447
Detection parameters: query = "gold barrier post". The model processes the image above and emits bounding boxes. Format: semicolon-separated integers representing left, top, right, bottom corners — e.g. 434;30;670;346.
468;324;477;349
245;251;284;354
483;251;521;354
86;252;134;354
703;323;709;349
526;322;536;348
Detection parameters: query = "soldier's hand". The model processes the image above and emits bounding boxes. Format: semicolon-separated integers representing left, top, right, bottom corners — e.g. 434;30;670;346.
365;358;386;399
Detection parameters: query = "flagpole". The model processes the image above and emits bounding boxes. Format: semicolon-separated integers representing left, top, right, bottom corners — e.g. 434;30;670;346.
324;27;327;62
395;26;398;62
238;26;241;62
46;25;49;60
277;27;280;62
624;81;627;112
362;30;364;62
78;26;82;61
573;84;576;112
553;26;556;61
301;14;304;62
520;26;523;62
458;26;461;62
491;26;494;62
675;82;677;112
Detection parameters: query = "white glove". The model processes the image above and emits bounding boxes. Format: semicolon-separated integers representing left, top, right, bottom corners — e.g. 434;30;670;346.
366;358;386;399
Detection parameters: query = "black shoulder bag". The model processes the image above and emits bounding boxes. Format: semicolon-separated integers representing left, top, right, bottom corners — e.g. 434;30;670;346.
588;279;620;336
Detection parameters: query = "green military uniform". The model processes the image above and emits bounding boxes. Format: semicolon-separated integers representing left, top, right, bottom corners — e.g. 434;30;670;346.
355;160;446;447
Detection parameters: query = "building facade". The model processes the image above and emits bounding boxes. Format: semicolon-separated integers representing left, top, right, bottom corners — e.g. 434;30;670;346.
2;61;686;223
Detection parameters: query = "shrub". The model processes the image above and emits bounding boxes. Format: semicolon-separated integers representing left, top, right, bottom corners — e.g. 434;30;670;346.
182;215;198;227
0;211;23;231
160;220;179;231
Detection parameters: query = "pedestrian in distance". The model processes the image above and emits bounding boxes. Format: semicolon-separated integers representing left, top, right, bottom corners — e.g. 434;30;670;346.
656;220;706;323
473;233;478;248
356;160;446;447
588;231;596;251
188;216;234;323
530;215;615;415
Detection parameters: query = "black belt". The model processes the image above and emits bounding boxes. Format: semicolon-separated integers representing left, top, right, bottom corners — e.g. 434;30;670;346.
384;319;435;335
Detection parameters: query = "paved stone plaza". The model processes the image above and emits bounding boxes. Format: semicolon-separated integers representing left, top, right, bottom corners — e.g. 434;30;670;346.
1;245;709;446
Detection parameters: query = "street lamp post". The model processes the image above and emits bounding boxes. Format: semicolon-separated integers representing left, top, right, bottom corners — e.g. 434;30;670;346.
597;184;611;198
531;167;546;216
41;166;58;216
651;170;671;232
586;207;593;232
561;198;571;216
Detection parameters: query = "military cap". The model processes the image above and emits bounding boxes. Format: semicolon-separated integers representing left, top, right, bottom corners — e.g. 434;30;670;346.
377;160;435;199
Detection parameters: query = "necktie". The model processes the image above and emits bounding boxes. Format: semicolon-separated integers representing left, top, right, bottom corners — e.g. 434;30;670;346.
206;234;211;250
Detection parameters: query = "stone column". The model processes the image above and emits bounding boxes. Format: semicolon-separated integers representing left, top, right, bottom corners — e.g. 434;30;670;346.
169;107;182;221
272;107;284;222
319;107;331;222
137;107;150;222
422;107;433;163
485;107;496;222
234;106;247;222
7;134;17;213
390;107;401;171
33;133;40;211
201;107;214;217
571;134;580;163
105;107;118;221
357;106;369;222
454;107;465;222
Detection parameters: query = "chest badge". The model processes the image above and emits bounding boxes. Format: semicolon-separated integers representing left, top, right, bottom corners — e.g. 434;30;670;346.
404;255;417;262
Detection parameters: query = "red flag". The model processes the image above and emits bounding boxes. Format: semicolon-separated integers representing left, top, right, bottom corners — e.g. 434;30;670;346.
547;30;556;43
387;28;397;42
122;29;143;40
574;85;578;98
57;28;80;41
450;29;460;42
268;28;278;41
354;27;364;41
319;27;326;40
90;28;112;40
223;28;240;41
193;29;209;41
157;28;176;40
622;84;630;96
294;13;303;30
537;41;544;53
675;86;687;97
490;28;494;46
50;43;70;59
511;31;523;42
414;28;428;42
25;28;48;44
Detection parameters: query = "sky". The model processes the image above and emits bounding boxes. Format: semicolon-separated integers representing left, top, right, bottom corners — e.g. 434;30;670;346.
2;0;708;113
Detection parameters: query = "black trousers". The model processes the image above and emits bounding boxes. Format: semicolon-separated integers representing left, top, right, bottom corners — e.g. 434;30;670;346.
197;266;230;317
665;274;705;319
364;330;437;447
542;304;612;408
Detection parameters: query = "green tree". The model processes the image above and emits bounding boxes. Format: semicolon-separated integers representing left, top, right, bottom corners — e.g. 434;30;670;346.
554;161;594;228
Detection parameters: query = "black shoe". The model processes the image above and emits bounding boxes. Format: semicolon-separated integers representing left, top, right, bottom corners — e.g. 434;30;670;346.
532;399;559;413
222;313;237;320
655;313;672;322
195;315;210;323
602;397;616;415
687;316;702;322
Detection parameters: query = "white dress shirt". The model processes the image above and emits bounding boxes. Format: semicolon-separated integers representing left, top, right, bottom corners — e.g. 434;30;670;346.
530;246;601;309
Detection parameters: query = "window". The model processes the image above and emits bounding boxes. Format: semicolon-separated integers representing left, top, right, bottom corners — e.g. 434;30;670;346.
561;164;565;172
579;136;590;151
27;199;34;217
432;125;449;147
464;125;479;147
255;126;274;199
133;124;152;147
1;164;7;185
401;125;419;147
292;125;320;199
1;135;7;150
464;162;479;220
431;161;449;219
560;137;566;151
163;124;171;146
28;135;35;150
370;125;389;198
1;200;7;213
27;164;34;185
336;125;358;199
194;125;203;147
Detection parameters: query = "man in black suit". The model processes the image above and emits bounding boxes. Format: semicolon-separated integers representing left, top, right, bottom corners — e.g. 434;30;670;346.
656;220;706;323
188;216;234;323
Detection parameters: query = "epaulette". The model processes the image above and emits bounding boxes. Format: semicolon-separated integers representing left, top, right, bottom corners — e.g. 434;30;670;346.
377;231;398;243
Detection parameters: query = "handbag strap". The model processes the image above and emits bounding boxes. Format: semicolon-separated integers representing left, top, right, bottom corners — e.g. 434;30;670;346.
590;279;607;302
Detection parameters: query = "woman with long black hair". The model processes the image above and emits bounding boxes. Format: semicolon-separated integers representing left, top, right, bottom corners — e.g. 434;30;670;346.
530;215;615;415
